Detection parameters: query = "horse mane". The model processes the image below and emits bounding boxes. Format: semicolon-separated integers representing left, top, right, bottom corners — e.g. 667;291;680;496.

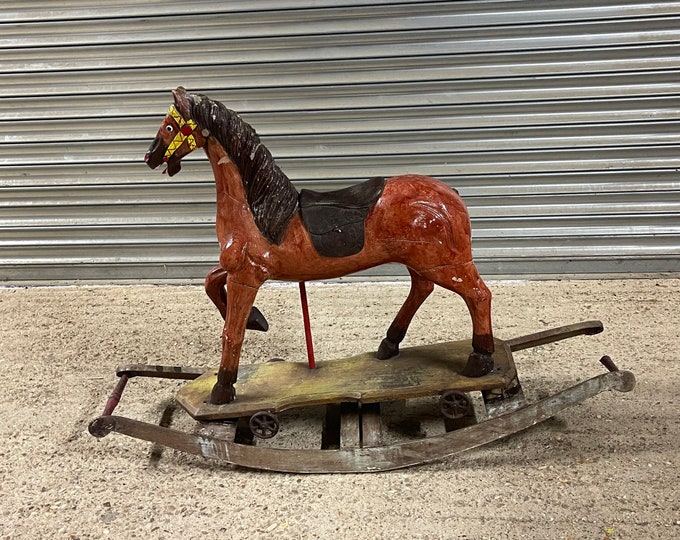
188;93;299;245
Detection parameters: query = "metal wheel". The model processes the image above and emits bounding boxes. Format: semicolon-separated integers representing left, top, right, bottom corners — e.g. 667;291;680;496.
249;411;280;439
439;390;472;420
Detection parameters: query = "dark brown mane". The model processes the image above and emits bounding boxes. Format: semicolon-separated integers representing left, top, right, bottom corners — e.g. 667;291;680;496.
189;93;299;244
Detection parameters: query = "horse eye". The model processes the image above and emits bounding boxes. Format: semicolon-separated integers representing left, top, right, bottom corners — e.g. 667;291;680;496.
165;125;174;133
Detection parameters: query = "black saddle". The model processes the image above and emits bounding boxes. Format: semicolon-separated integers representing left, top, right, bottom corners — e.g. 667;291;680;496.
299;176;386;257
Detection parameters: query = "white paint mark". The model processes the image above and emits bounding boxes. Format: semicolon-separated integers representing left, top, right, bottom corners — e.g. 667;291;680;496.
218;156;230;165
197;436;217;459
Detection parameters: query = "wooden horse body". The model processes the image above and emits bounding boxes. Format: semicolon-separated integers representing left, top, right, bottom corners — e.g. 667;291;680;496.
146;87;494;404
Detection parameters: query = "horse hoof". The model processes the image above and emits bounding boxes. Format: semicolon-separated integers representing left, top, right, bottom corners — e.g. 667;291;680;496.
246;306;269;332
209;382;236;405
375;338;399;360
461;352;494;377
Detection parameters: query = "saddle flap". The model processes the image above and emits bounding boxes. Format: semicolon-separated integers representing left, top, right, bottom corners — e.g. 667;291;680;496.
299;177;386;258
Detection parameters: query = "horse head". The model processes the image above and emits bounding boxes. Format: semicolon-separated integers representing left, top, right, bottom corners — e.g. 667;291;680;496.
145;87;208;176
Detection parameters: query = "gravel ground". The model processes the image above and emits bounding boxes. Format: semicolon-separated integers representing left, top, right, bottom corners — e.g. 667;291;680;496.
1;278;678;539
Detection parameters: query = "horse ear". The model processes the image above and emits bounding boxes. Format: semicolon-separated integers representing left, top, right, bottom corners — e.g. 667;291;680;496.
172;86;192;118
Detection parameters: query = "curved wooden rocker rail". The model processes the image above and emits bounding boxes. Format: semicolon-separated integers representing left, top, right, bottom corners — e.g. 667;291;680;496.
88;322;635;474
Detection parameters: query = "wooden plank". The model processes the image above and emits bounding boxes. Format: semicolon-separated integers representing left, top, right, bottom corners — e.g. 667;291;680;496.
505;320;603;352
340;403;361;449
321;404;341;450
361;402;382;448
177;338;515;420
116;364;208;379
194;421;237;442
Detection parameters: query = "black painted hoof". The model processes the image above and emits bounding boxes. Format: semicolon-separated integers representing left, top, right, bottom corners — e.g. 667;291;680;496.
246;306;269;332
210;382;236;405
375;338;399;360
461;352;494;378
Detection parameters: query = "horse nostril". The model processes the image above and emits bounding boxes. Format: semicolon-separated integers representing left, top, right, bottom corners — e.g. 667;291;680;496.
144;137;166;169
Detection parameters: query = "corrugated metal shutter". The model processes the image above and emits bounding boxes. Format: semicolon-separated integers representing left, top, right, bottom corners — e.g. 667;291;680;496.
1;0;679;283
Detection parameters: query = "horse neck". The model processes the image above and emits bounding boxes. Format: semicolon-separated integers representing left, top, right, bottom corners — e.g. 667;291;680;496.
203;138;234;194
203;127;300;246
204;139;252;228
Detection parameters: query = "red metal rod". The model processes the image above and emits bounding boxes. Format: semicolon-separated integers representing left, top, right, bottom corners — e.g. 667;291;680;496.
102;374;130;416
299;281;316;369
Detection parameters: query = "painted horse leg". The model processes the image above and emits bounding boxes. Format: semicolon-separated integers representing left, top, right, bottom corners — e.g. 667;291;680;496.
376;268;434;359
422;261;495;377
204;265;228;318
204;265;268;331
210;278;261;405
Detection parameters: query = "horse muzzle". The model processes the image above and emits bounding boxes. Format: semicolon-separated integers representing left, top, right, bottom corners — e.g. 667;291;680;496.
145;137;183;176
144;136;166;170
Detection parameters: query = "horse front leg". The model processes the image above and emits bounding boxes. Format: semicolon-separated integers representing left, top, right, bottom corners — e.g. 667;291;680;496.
210;278;261;405
376;268;434;359
204;265;269;331
205;265;228;319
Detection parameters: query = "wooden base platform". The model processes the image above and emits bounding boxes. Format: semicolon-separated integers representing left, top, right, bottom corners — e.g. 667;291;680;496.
176;338;514;420
89;321;637;473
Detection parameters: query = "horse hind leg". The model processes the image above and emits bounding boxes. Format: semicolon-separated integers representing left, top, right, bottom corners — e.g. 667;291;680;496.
376;269;434;359
204;265;268;331
421;261;495;377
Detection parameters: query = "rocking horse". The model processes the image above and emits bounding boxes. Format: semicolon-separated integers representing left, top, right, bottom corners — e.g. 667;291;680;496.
144;87;495;405
84;88;635;473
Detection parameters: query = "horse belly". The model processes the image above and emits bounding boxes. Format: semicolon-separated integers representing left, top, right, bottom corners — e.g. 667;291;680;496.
268;242;392;282
259;214;389;282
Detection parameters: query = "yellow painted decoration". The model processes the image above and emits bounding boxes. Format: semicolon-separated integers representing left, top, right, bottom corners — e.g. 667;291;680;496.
164;105;198;160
